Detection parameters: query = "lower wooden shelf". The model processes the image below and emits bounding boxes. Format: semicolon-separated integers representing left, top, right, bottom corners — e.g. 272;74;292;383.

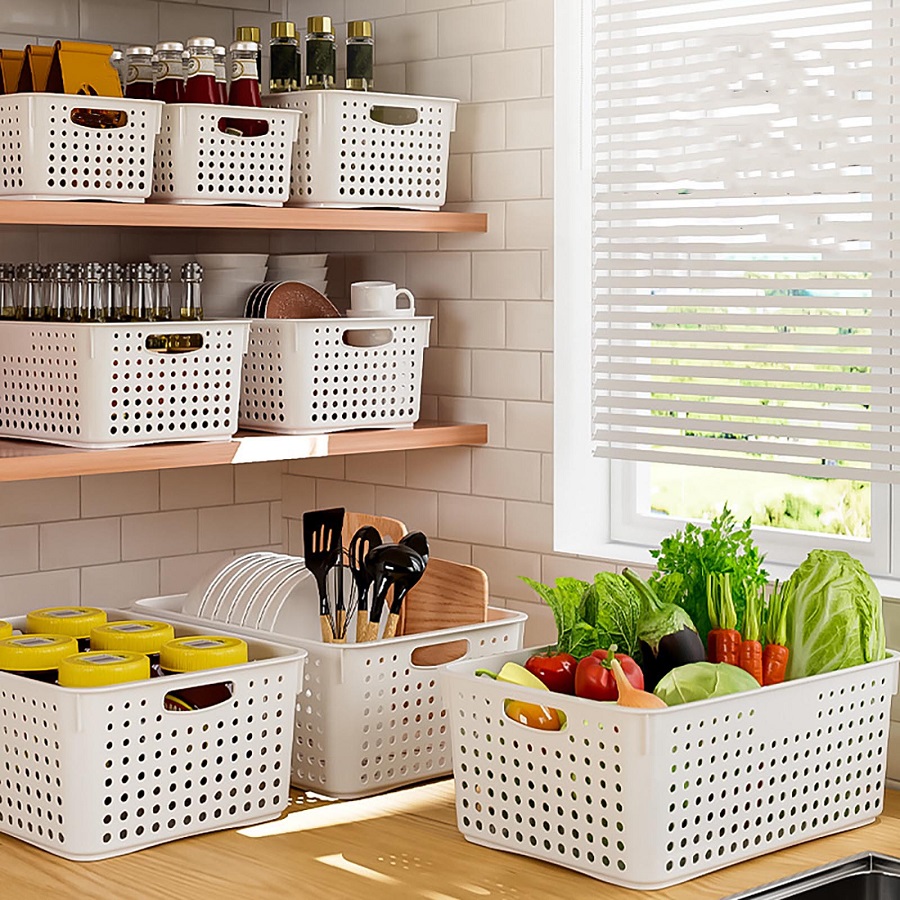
0;421;488;482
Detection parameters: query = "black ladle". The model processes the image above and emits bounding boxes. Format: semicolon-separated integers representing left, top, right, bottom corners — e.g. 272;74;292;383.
399;531;429;568
347;525;381;642
363;543;427;641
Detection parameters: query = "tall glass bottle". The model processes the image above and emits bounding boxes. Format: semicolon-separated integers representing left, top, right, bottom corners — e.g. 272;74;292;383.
184;37;220;104
269;21;299;93
80;263;105;322
0;264;17;319
17;263;45;321
46;262;74;322
132;263;155;321
305;17;335;89
150;263;172;321
110;50;125;94
180;262;204;321
125;46;155;100
346;21;374;91
103;262;124;322
153;42;184;103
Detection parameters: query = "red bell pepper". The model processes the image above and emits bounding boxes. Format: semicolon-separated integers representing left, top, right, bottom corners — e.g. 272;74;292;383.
575;647;643;701
525;651;578;694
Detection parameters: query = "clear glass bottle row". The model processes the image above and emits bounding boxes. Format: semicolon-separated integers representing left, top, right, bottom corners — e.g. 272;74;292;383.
0;262;203;322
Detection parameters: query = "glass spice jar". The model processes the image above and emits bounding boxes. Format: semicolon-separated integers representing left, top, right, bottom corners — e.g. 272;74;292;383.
269;21;299;93
306;16;336;89
346;20;374;91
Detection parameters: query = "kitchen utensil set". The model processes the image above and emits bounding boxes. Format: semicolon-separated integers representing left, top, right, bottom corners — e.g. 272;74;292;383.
301;508;430;643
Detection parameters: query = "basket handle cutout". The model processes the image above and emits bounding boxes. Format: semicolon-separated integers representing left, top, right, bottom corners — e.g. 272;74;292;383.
145;333;204;353
503;697;567;733
411;639;470;667
342;327;394;349
370;105;418;127
216;116;270;138
70;107;128;129
163;681;234;712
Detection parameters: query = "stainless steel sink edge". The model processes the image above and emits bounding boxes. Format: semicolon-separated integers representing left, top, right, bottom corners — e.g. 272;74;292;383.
724;853;900;900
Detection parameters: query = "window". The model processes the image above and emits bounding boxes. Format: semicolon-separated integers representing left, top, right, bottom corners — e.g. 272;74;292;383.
554;0;895;578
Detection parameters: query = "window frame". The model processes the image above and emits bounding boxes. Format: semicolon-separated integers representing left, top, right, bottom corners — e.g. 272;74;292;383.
553;0;895;580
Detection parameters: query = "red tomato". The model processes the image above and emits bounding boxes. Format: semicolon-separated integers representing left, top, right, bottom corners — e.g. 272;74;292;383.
524;652;578;694
575;648;643;701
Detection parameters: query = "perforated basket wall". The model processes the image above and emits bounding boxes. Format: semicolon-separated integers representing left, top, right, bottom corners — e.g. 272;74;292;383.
0;93;162;201
151;103;300;206
132;594;527;799
263;90;457;210
240;317;431;435
442;648;900;890
0;609;305;861
0;320;250;448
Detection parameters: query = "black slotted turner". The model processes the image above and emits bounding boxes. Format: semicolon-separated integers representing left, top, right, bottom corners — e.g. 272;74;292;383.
302;507;345;643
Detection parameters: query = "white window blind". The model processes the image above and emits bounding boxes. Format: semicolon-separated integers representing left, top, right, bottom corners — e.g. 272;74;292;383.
590;0;897;481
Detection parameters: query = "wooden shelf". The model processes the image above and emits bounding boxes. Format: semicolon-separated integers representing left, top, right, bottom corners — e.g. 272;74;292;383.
0;201;487;233
0;421;487;482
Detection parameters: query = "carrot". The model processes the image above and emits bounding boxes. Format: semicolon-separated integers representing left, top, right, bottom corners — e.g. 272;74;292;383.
762;580;791;685
739;584;763;684
706;572;741;666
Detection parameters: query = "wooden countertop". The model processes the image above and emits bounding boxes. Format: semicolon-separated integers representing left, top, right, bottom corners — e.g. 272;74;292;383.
4;783;900;899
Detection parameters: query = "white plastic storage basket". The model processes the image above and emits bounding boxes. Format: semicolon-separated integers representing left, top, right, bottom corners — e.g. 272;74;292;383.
240;316;431;435
133;593;527;799
0;320;250;449
263;90;457;210
151;103;301;206
0;93;163;201
442;648;900;890
0;609;306;861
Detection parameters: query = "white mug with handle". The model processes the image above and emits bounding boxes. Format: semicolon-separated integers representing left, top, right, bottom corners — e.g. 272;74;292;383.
349;281;415;317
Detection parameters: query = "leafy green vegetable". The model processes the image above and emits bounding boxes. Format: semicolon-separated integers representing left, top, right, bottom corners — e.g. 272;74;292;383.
586;572;642;659
784;549;885;679
653;661;761;706
520;572;641;659
650;505;768;644
520;576;590;656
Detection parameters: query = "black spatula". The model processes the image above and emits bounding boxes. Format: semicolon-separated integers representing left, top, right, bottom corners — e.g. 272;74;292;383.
348;525;381;643
302;507;344;643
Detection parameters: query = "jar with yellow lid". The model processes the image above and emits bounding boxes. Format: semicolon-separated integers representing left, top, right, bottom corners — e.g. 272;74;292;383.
58;651;150;688
27;606;107;651
91;620;175;677
0;633;79;683
0;620;12;640
160;635;248;711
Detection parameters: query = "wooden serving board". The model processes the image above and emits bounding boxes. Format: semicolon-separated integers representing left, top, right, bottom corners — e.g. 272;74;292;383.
399;557;489;664
342;511;406;547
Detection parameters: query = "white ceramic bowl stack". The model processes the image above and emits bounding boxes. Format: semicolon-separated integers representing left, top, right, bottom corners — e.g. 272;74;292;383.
196;253;270;318
266;254;329;295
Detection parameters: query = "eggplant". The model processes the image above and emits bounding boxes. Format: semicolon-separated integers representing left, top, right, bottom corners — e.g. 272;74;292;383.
623;568;707;691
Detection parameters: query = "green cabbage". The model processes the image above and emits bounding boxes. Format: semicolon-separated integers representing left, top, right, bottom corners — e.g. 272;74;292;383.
784;549;885;680
654;662;760;706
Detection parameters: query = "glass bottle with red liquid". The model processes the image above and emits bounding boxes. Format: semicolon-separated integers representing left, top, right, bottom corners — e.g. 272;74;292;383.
153;41;184;103
227;41;267;137
184;37;220;104
124;46;154;100
213;46;228;104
